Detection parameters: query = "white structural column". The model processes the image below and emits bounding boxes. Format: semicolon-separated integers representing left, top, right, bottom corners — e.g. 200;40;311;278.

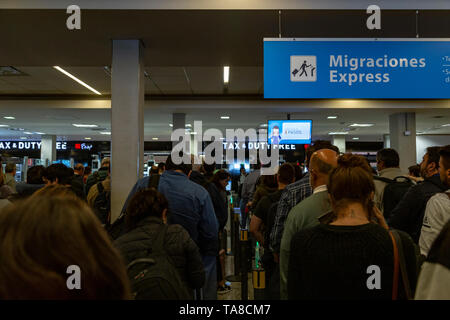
383;134;391;148
389;112;416;173
40;135;56;166
111;40;145;222
172;113;188;151
332;136;346;154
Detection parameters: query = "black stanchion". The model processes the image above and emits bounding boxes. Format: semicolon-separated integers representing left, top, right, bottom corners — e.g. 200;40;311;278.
240;229;249;301
226;211;241;282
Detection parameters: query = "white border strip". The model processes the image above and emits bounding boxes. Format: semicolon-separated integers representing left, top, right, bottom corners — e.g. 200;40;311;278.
264;38;450;42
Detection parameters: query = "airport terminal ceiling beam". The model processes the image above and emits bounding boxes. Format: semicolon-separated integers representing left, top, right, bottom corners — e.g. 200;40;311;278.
0;99;449;111
1;0;449;10
0;9;449;66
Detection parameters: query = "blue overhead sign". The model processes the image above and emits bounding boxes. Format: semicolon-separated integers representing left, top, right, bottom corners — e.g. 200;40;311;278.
264;39;450;99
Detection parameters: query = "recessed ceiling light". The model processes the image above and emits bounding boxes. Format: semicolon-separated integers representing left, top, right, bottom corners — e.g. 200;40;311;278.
99;131;111;135
221;116;230;120
328;132;348;135
84;137;92;140
152;137;158;140
260;124;268;127
35;132;46;135
191;132;198;135
352;137;360;140
72;124;98;128
327;116;338;119
0;124;9;127
169;124;173;127
20;137;27;139
442;124;450;127
349;123;374;127
224;66;230;84
4;116;15;120
24;132;33;135
53;66;102;95
185;124;192;127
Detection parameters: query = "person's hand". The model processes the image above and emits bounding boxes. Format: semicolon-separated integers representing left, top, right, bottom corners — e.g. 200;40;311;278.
373;206;389;230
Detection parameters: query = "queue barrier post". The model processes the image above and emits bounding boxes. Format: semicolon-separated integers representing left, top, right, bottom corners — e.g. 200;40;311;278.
252;268;266;300
240;229;249;301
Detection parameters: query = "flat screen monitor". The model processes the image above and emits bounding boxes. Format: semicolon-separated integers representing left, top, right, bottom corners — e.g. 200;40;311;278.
267;120;312;145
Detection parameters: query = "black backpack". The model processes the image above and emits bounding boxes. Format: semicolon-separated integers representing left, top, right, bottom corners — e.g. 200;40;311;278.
126;224;191;300
374;175;414;220
93;182;111;226
264;200;279;249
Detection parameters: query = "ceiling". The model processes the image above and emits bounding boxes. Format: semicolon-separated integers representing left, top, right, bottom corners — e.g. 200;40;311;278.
0;102;449;142
0;9;449;144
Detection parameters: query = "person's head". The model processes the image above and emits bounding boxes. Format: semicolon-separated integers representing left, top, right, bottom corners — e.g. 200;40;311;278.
309;149;338;189
439;145;450;187
211;169;231;191
0;189;131;299
74;163;84;176
165;152;192;176
291;163;303;181
272;126;280;136
43;164;73;186
101;157;110;168
240;167;246;175
260;174;278;190
150;166;159;175
84;166;92;176
157;162;165;175
327;154;376;221
408;164;421;178
420;147;441;178
26;165;46;185
125;188;169;230
376;148;400;172
203;162;216;176
31;184;78;200
305;140;340;169
277;163;295;188
5;163;16;176
4;163;16;176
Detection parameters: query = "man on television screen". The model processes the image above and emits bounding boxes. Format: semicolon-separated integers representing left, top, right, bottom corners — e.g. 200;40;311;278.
270;125;282;144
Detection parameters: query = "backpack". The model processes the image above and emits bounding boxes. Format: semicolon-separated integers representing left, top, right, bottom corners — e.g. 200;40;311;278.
374;175;414;220
264;200;279;249
93;182;111;226
126;224;191;300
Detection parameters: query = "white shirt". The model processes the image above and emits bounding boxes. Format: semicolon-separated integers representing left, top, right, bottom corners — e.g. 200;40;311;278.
419;190;450;256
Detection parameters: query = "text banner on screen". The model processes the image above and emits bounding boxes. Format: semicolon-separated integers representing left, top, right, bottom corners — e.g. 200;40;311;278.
268;120;312;145
264;38;450;99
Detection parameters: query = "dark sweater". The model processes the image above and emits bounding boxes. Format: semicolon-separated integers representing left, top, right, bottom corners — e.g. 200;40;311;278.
388;174;446;243
114;216;205;293
288;223;417;300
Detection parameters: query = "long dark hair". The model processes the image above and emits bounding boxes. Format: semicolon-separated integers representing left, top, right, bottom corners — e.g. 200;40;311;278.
0;188;131;299
211;169;231;191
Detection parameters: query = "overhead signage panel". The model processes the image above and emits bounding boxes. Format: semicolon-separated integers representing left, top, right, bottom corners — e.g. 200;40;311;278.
264;38;450;99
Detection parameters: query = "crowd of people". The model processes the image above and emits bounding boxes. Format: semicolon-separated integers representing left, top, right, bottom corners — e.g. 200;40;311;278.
0;141;449;300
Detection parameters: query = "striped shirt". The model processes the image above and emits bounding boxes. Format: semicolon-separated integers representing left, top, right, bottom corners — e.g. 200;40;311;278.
269;172;312;253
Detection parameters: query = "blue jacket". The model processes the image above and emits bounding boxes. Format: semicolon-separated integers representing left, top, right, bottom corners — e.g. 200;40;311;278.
121;171;219;256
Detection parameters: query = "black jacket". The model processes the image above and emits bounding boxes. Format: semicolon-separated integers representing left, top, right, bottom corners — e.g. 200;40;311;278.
114;216;205;292
388;175;446;243
189;171;228;231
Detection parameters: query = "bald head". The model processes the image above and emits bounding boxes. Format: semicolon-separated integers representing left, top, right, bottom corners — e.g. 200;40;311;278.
309;149;338;189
